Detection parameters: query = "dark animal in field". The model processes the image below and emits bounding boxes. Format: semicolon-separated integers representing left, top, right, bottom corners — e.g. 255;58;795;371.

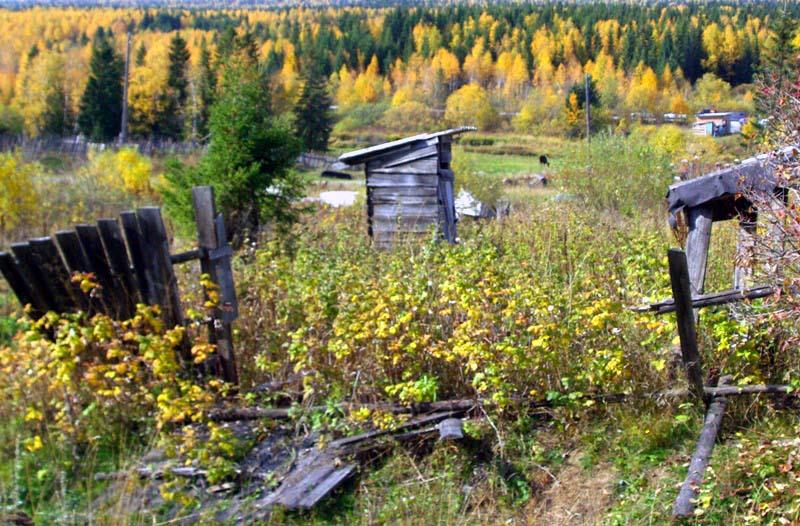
539;155;549;166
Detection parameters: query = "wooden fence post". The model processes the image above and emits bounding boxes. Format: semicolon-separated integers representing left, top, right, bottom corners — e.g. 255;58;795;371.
668;248;705;401
685;205;714;296
192;186;239;384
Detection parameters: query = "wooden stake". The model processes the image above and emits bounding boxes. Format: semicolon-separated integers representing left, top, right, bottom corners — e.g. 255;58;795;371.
192;186;238;384
668;248;705;401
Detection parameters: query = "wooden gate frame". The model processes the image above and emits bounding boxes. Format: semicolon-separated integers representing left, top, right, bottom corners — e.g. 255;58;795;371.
0;185;238;384
639;147;799;517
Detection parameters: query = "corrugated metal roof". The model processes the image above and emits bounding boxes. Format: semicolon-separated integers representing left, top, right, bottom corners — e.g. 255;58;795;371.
338;126;475;165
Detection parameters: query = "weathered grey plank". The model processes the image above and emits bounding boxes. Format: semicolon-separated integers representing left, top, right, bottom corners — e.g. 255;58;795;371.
367;173;439;188
373;204;440;217
370;186;439;199
97;218;137;318
296;465;357;509
76;224;120;316
28;237;76;312
53;230;94;312
371;195;439;206
0;251;44;316
120;211;151;304
673;377;731;518
685;205;714;295
381;144;438;168
192;186;238;384
275;465;336;508
11;242;60;313
370;159;439;175
372;219;437;234
136;207;183;330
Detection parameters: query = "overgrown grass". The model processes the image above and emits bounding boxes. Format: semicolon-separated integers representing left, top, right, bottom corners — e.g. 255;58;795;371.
0;130;795;524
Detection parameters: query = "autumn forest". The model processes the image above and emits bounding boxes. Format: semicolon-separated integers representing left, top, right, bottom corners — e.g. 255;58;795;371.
0;3;788;140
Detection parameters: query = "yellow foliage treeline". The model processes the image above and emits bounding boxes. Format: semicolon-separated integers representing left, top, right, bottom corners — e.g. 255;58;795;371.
0;5;775;135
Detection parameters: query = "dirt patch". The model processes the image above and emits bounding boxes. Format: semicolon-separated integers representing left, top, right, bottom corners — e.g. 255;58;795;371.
526;457;617;526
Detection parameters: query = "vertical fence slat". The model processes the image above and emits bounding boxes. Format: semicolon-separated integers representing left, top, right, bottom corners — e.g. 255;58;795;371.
76;224;120;317
54;230;97;313
120;211;152;304
193;186;238;384
97;218;137;318
668;248;706;401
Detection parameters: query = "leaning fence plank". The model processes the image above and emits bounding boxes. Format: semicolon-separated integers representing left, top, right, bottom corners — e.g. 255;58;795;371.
76;224;120;316
668;248;705;401
29;237;77;312
0;252;43;316
135;207;183;330
119;211;151;304
192;186;238;384
97;218;138;317
11;242;60;313
54;230;98;313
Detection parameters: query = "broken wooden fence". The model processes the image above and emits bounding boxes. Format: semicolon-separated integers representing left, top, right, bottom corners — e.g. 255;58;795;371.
636;147;800;517
0;185;239;384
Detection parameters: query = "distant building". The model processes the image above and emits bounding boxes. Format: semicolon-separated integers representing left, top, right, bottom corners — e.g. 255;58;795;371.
692;110;747;137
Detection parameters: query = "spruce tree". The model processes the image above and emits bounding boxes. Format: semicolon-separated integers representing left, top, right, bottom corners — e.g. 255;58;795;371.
294;68;333;152
161;52;302;243
157;33;190;140
77;29;123;142
195;38;216;141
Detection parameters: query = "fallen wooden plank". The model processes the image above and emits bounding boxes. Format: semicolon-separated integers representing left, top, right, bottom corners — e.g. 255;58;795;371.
673;379;731;518
704;384;791;397
296;465;357;509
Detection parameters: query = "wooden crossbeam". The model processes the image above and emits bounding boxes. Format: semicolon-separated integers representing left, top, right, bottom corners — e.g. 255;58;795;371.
631;285;776;314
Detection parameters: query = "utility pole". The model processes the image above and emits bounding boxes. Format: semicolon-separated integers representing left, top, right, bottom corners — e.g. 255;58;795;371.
584;74;591;142
119;31;132;144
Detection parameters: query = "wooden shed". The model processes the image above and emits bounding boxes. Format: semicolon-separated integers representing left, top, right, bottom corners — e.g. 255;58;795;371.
338;127;474;248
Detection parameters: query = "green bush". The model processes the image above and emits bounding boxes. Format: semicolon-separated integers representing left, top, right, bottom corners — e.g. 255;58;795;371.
558;133;672;217
333;102;388;134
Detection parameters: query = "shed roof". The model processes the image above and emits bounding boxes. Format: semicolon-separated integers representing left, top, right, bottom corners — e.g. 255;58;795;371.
338;127;475;165
666;145;797;220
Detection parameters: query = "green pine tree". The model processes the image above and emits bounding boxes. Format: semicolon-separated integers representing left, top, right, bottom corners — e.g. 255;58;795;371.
161;53;302;243
294;69;333;152
157;33;190;140
77;29;123;142
195;38;216;141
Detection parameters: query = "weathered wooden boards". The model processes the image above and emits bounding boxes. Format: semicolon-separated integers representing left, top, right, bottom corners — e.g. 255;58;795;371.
255;411;466;512
668;249;706;401
338;127;475;248
0;210;180;324
0;185;238;383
